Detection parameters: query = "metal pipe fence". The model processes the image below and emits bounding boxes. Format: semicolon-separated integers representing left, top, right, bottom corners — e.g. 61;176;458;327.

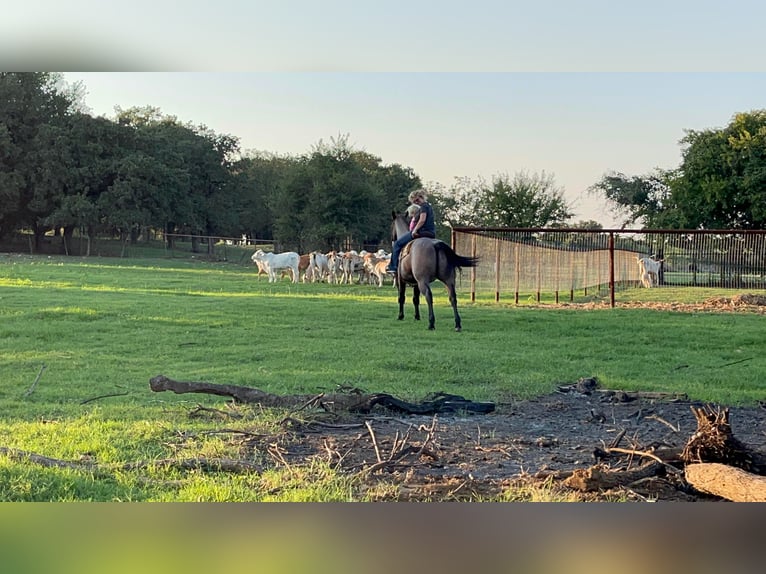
451;228;766;306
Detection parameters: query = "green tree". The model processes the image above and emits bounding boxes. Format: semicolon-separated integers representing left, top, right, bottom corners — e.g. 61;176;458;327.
112;106;239;251
0;72;74;247
267;134;417;252
590;110;766;230
570;220;603;230
230;151;293;242
672;110;766;229
430;176;484;228
438;171;573;228
352;150;421;247
41;112;128;254
588;169;674;228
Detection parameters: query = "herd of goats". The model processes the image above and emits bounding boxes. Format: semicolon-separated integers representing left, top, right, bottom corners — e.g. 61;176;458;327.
250;248;394;286
248;248;666;291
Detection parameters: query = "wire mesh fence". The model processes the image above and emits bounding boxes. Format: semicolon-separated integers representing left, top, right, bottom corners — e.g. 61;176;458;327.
452;228;766;305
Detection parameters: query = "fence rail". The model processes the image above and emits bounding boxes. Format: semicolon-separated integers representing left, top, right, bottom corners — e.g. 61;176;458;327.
451;227;766;306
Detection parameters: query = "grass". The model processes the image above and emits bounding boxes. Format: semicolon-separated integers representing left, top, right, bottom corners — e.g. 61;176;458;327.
1;252;765;501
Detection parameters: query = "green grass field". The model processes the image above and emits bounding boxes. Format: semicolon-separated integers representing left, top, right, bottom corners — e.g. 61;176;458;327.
1;252;764;501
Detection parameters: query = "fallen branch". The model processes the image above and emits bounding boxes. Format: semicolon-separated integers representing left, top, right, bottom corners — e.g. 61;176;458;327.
563;461;664;492
0;445;263;475
595;389;688;402
604;447;683;474
0;446;91;470
645;414;680;432
23;364;46;397
365;421;382;463
149;375;495;415
188;404;242;419
80;391;129;405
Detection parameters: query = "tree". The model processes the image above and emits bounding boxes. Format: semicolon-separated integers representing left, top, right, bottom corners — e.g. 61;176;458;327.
588;169;675;228
672;110;766;229
230;151;292;242
431;176;484;228
437;171;573;228
590;110;766;230
0;73;74;246
112;107;240;251
266;134;418;252
352;151;421;246
570;220;603;230
41;112;128;254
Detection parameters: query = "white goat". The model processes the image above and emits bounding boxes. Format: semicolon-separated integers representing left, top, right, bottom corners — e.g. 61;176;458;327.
251;249;300;283
637;256;661;288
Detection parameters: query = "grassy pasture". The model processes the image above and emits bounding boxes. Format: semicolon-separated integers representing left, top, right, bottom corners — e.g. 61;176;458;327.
1;253;764;501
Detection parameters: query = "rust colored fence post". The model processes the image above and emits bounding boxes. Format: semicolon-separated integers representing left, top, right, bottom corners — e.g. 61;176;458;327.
471;233;477;302
495;236;501;302
609;232;615;308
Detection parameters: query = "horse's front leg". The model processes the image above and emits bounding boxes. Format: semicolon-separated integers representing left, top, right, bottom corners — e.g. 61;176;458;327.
412;284;421;321
397;281;406;321
420;282;435;330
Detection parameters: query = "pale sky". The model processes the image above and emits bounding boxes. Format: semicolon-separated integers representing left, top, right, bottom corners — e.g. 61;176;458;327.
4;1;765;226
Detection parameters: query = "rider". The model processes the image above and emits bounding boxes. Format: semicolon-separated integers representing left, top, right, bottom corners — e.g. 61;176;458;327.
386;188;436;274
406;203;421;232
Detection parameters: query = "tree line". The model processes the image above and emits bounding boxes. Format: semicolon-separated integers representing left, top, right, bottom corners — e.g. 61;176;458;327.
589;109;766;230
0;73;423;254
2;73;764;257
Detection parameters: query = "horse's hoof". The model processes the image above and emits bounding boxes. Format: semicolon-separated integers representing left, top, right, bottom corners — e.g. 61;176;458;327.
455;326;462;332
428;325;435;330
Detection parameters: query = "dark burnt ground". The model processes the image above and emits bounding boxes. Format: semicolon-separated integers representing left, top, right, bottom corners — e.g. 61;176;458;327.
231;389;765;502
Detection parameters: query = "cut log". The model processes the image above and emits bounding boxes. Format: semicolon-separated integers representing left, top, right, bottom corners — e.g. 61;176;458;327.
685;463;766;502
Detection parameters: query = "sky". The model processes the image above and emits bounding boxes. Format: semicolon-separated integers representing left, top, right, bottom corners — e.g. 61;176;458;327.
5;1;766;227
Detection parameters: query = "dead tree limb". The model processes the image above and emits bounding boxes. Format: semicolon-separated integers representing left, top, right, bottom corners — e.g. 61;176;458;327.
23;364;46;397
80;391;129;405
0;446;91;470
0;445;262;475
563;462;665;492
149;375;495;415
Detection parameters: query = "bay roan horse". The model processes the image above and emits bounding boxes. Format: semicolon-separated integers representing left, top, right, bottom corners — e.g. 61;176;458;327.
391;211;479;331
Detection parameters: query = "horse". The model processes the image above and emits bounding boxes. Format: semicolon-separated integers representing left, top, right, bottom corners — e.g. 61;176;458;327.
390;211;478;331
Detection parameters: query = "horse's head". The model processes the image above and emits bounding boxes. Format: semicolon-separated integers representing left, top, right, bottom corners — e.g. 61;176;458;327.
391;210;409;243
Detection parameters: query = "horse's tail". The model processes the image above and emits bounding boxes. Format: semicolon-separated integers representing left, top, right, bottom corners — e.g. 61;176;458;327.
435;241;479;269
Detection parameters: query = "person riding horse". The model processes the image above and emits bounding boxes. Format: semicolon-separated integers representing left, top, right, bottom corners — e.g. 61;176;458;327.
386;189;436;274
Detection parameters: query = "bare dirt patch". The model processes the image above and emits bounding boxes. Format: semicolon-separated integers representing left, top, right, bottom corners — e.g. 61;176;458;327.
249;388;765;501
566;293;766;314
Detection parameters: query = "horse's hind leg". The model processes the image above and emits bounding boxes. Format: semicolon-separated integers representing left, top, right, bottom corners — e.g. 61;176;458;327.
447;281;462;332
420;282;435;330
412;284;421;321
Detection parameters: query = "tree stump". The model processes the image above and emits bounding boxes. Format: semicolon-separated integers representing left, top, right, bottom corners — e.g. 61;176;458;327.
681;405;766;474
